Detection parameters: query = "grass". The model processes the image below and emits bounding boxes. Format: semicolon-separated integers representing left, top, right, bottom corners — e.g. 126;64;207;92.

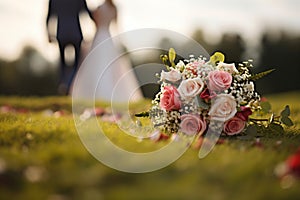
0;92;300;200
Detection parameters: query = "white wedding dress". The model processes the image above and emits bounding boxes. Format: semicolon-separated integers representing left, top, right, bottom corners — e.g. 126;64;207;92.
88;3;143;102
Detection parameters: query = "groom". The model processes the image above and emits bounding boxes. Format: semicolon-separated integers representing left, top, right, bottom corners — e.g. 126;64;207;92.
46;0;94;95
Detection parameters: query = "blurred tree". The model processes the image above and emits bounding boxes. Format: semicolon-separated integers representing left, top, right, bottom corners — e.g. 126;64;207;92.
256;31;300;94
214;33;245;63
1;30;299;96
192;29;215;54
0;46;58;96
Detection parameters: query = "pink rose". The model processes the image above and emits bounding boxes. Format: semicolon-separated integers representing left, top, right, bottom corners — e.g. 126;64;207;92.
207;70;232;92
180;114;207;136
236;106;252;121
216;62;239;74
160;85;181;111
160;69;181;82
208;94;237;122
223;116;246;135
178;77;204;100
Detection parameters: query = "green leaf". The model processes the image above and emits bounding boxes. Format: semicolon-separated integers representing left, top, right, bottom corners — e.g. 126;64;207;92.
160;54;168;62
209;52;225;65
245;124;257;136
280;105;290;118
268;123;284;135
281;116;294;127
168;48;176;67
249;69;275;81
260;101;271;113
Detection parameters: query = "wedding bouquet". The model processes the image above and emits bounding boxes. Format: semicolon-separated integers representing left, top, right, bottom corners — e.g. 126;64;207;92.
136;48;293;140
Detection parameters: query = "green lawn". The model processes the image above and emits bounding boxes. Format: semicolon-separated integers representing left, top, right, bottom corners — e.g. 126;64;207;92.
0;92;300;200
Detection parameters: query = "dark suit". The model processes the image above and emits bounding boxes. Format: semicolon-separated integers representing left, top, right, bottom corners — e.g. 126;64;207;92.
46;0;93;94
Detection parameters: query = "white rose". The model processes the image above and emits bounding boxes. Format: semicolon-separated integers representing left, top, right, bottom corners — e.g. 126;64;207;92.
178;77;204;100
208;94;237;122
160;69;181;82
216;62;238;74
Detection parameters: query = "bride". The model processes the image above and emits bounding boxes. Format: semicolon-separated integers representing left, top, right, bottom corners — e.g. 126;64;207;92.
88;0;143;102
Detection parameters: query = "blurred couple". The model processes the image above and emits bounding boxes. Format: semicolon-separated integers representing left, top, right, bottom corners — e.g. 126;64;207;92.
46;0;143;102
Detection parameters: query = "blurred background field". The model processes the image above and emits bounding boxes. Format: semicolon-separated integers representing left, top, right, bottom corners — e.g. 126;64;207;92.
0;93;300;200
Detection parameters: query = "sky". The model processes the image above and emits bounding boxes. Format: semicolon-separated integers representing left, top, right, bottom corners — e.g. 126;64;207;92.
0;0;299;61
